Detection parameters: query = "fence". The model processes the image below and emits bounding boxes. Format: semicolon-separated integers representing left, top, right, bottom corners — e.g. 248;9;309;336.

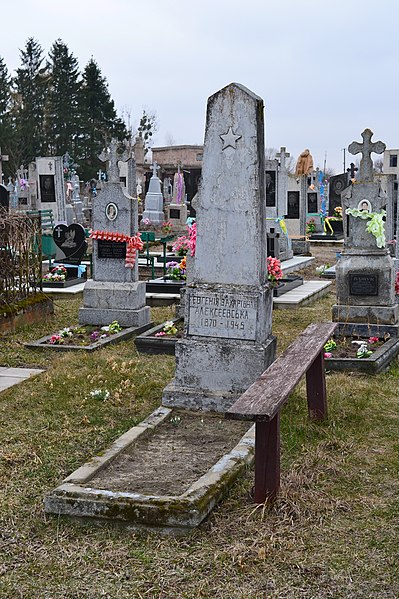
0;209;42;308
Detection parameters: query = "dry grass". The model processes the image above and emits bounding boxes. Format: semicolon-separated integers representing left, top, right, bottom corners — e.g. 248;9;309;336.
0;248;398;598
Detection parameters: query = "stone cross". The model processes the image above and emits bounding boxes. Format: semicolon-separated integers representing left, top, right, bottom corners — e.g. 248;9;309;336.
151;161;160;178
348;129;385;182
99;139;129;184
276;147;290;173
347;162;358;180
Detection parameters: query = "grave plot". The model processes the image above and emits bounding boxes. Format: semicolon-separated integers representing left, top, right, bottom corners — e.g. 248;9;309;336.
44;82;277;532
135;318;183;354
26;321;152;352
330;129;399;371
44;407;254;535
42;223;88;288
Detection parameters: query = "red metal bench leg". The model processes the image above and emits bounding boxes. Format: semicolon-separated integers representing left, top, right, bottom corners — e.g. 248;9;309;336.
306;350;327;420
254;414;280;503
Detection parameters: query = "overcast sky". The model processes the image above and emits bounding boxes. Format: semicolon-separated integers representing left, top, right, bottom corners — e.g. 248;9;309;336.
2;0;398;173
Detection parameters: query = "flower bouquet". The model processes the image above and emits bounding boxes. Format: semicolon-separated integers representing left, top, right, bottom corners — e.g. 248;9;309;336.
267;256;283;287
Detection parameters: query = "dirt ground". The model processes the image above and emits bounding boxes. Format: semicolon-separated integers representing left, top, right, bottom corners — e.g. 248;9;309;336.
90;410;250;496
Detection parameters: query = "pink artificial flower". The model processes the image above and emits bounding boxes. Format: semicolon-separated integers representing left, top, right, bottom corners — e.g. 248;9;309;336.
324;352;332;359
155;331;166;337
368;337;379;344
188;222;197;257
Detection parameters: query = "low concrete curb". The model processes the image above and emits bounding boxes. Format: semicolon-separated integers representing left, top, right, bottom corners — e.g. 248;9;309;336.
44;406;255;535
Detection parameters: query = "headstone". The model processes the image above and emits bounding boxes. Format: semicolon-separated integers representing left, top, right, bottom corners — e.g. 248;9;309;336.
332;129;399;336
328;172;350;216
0;184;9;211
141;161;165;225
35;156;66;221
79;140;150;328
162;82;276;412
265;147;293;261
53;223;87;265
165;163;188;229
0;148;9;184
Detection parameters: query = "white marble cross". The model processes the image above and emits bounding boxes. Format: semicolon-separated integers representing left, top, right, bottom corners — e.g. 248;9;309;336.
348;129;385;182
151;161;160;178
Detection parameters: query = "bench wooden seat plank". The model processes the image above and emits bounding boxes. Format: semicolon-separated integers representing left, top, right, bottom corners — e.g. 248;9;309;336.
225;321;337;503
226;322;337;422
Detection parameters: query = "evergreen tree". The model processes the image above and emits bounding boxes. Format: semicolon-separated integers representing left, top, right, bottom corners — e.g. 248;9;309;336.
0;56;12;176
77;58;127;180
46;39;80;157
12;38;48;166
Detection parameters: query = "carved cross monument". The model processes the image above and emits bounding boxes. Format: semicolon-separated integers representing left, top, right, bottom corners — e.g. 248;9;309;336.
99;139;129;184
348;129;385;182
333;129;398;337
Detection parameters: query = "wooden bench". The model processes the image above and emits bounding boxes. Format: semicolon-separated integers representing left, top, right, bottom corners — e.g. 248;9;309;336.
225;322;337;503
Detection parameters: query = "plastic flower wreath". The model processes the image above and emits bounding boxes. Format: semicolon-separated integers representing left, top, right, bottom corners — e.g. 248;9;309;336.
345;207;386;248
267;256;283;286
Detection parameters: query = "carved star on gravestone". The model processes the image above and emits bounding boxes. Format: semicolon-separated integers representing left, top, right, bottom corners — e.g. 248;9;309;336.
348;129;385;182
99;139;129;184
219;126;242;150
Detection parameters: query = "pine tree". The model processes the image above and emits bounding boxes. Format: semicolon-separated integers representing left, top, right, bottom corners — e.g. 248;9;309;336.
46;39;80;157
0;56;12;176
77;58;127;180
12;38;48;166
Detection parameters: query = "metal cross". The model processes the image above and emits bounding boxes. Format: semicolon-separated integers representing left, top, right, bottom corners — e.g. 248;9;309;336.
347;162;358;180
348;129;385;182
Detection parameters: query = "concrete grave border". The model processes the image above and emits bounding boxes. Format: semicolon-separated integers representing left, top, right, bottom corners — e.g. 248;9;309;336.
25;322;153;352
44;406;255;535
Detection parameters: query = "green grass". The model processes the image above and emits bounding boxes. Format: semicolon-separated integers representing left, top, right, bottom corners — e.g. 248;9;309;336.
0;291;398;598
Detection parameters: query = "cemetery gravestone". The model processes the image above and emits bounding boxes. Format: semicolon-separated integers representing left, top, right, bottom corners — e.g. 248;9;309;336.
79;140;150;327
265;158;290;260
332;128;399;336
163;83;276;412
166;163;188;228
142;162;165;225
36;157;66;222
53;223;87;277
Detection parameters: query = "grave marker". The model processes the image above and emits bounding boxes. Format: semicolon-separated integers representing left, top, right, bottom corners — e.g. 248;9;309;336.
79;140;150;328
163;83;276;412
333;128;399;337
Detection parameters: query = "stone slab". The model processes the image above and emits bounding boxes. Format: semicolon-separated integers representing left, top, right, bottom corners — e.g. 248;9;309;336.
0;368;44;392
280;256;314;275
79;306;150;328
273;280;332;309
43;281;86;295
44;407;255;535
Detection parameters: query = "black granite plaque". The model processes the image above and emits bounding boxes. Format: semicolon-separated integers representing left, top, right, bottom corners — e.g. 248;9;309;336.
170;208;180;219
307;192;318;213
328;173;349;216
39;175;56;202
97;239;126;259
349;273;378;296
287;191;299;219
266;171;276;207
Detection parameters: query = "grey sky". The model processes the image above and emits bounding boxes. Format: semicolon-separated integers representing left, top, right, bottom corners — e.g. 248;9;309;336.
2;0;399;173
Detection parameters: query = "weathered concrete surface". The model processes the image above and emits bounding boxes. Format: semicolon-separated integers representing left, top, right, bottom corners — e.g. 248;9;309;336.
44;407;255;535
